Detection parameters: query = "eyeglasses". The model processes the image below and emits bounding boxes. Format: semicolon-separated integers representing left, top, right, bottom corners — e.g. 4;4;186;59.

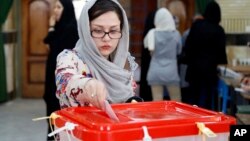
91;30;122;39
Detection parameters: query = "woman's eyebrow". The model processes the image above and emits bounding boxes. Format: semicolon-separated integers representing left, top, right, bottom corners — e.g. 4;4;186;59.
91;24;119;28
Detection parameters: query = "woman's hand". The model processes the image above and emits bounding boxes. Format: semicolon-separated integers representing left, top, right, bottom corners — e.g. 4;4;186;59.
49;14;56;27
241;77;250;92
84;79;107;110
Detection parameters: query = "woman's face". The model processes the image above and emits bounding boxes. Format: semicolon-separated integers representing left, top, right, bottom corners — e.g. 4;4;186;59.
90;11;121;59
54;0;64;21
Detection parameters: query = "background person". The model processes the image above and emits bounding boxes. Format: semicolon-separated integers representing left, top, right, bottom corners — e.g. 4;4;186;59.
139;10;156;101
43;0;78;139
143;8;182;101
178;14;203;104
184;1;227;110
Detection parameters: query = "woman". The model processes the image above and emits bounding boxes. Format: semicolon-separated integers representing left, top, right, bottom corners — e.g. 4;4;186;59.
43;0;78;139
185;1;227;110
143;8;182;101
139;10;156;101
55;0;140;110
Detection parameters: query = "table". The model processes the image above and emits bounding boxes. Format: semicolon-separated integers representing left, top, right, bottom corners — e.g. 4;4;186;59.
236;113;250;124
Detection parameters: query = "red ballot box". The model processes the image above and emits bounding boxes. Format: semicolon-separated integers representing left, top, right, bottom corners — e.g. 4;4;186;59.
52;101;236;141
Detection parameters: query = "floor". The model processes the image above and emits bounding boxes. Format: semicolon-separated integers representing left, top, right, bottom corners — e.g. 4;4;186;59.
0;98;47;141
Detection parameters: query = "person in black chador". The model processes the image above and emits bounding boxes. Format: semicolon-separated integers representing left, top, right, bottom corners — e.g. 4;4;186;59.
43;0;78;140
139;11;156;101
184;1;227;110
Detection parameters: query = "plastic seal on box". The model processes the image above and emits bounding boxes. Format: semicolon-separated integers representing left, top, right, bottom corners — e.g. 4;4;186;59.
32;112;61;140
196;122;217;141
32;112;61;121
48;122;78;141
142;126;152;141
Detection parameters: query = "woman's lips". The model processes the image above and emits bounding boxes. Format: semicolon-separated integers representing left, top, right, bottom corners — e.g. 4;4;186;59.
101;45;111;50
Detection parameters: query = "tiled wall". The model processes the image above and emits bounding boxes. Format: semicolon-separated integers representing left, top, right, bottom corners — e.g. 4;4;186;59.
217;0;250;33
217;0;250;65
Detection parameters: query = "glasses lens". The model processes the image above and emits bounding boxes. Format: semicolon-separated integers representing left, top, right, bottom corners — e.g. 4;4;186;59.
109;31;122;39
91;30;122;39
91;30;104;38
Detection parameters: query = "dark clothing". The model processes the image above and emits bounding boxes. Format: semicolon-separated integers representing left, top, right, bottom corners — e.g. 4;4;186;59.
43;0;78;140
139;47;152;101
139;11;156;101
185;19;227;84
184;1;227;110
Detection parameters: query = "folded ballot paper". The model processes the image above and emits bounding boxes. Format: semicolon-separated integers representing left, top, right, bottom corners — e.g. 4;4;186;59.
103;100;120;122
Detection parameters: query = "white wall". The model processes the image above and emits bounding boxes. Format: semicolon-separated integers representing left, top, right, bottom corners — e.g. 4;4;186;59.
217;0;250;33
2;7;15;94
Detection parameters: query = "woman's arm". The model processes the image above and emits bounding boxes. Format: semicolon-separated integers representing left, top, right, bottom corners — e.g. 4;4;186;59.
55;50;92;108
55;50;106;109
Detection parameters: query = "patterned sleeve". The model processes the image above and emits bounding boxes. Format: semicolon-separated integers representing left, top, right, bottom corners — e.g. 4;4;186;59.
55;49;92;108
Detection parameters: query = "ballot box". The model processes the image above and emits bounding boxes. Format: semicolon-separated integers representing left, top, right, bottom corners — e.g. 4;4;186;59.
51;101;236;141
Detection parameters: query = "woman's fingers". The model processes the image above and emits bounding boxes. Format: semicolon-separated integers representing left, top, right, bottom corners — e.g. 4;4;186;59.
95;81;107;109
85;79;107;109
49;15;56;26
240;77;250;92
242;85;250;92
241;77;249;84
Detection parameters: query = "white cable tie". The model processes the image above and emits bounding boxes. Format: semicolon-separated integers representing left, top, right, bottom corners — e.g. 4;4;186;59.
48;122;78;137
48;126;67;137
196;122;217;138
32;116;50;121
65;122;78;130
234;88;246;93
142;126;152;141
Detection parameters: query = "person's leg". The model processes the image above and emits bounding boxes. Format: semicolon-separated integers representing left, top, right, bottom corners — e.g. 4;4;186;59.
198;83;214;110
151;85;164;101
181;86;191;103
198;81;218;110
188;81;200;106
166;85;181;102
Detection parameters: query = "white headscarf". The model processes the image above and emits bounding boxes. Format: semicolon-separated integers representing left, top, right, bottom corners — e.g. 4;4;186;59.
143;8;176;51
74;0;134;103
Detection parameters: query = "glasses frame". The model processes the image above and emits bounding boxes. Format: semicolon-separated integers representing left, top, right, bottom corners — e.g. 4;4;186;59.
91;30;122;39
